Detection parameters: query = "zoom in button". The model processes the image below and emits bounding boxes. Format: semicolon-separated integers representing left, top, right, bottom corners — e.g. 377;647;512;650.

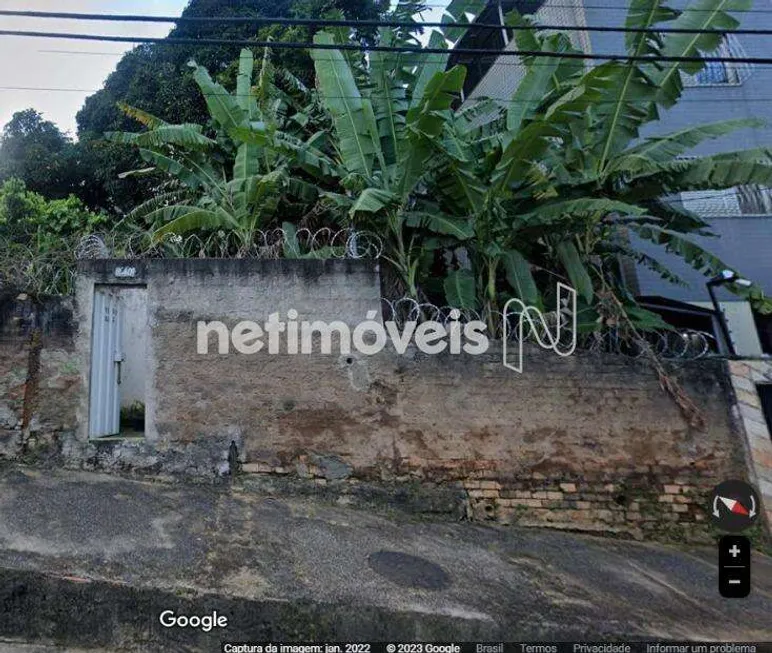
719;535;751;598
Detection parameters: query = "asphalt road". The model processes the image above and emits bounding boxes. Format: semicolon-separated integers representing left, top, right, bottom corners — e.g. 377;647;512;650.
0;463;770;649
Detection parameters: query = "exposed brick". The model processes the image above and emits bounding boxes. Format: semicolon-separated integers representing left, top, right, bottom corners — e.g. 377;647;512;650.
559;483;577;493
594;510;614;522
242;462;272;474
664;484;681;494
516;498;544;508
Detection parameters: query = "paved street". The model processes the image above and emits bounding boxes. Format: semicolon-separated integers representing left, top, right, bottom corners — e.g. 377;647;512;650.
0;463;770;651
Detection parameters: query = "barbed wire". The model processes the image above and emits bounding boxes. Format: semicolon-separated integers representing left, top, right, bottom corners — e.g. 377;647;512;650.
380;295;716;359
0;228;383;298
75;228;384;260
0;236;78;297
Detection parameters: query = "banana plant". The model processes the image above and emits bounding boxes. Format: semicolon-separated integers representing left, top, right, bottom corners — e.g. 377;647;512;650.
107;48;323;255
423;0;772;328
308;0;486;298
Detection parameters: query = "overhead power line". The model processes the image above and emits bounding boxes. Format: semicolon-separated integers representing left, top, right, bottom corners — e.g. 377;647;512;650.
0;9;768;35
410;0;772;12
5;85;772;106
30;47;772;70
3;29;772;64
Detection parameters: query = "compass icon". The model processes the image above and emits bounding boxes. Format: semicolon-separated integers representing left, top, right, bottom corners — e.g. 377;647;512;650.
709;480;760;532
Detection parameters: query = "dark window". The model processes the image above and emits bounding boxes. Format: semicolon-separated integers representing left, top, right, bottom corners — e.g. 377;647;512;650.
758;384;772;438
447;0;548;98
753;310;772;355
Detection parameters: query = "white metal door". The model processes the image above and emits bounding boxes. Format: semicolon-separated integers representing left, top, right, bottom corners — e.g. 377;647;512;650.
89;288;124;437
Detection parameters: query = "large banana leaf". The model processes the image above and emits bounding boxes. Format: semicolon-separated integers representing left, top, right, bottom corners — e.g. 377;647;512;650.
394;67;467;201
654;0;751;108
505;23;569;135
626;153;772;199
190;61;247;132
236;48;255;115
270;131;341;179
410;32;450;111
594;0;677;172
440;0;487;43
404;211;474;239
117;102;168;129
627;224;765;301
312;32;376;177
106;125;215;150
407;66;466;138
370;30;407;167
444;269;478;309
232;49;262;184
519;197;647;226
430;157;487;215
137;148;218;193
502;249;540;306
349;188;398;216
153;205;240;239
556;240;594;302
608;118;765;177
491;121;561;193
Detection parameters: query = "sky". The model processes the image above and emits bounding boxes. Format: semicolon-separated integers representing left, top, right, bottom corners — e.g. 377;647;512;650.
0;0;448;139
0;0;189;137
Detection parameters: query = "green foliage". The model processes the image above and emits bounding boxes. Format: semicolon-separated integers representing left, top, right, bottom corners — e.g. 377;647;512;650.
0;109;82;199
65;0;386;213
0;177;106;244
307;0;772;325
0;177;107;295
101;0;771;332
108;48;333;253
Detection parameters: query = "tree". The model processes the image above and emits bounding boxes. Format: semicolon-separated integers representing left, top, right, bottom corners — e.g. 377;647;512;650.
108;0;772;330
73;0;387;213
307;0;488;297
0;109;77;199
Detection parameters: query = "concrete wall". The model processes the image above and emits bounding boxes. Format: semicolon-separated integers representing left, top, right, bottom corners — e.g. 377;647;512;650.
0;260;767;541
727;360;772;529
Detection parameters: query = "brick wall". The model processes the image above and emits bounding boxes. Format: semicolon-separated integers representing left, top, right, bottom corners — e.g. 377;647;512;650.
0;294;78;460
0;260;762;541
219;347;745;541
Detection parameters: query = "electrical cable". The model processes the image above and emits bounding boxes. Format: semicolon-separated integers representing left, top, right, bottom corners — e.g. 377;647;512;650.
0;9;768;36
3;29;772;64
